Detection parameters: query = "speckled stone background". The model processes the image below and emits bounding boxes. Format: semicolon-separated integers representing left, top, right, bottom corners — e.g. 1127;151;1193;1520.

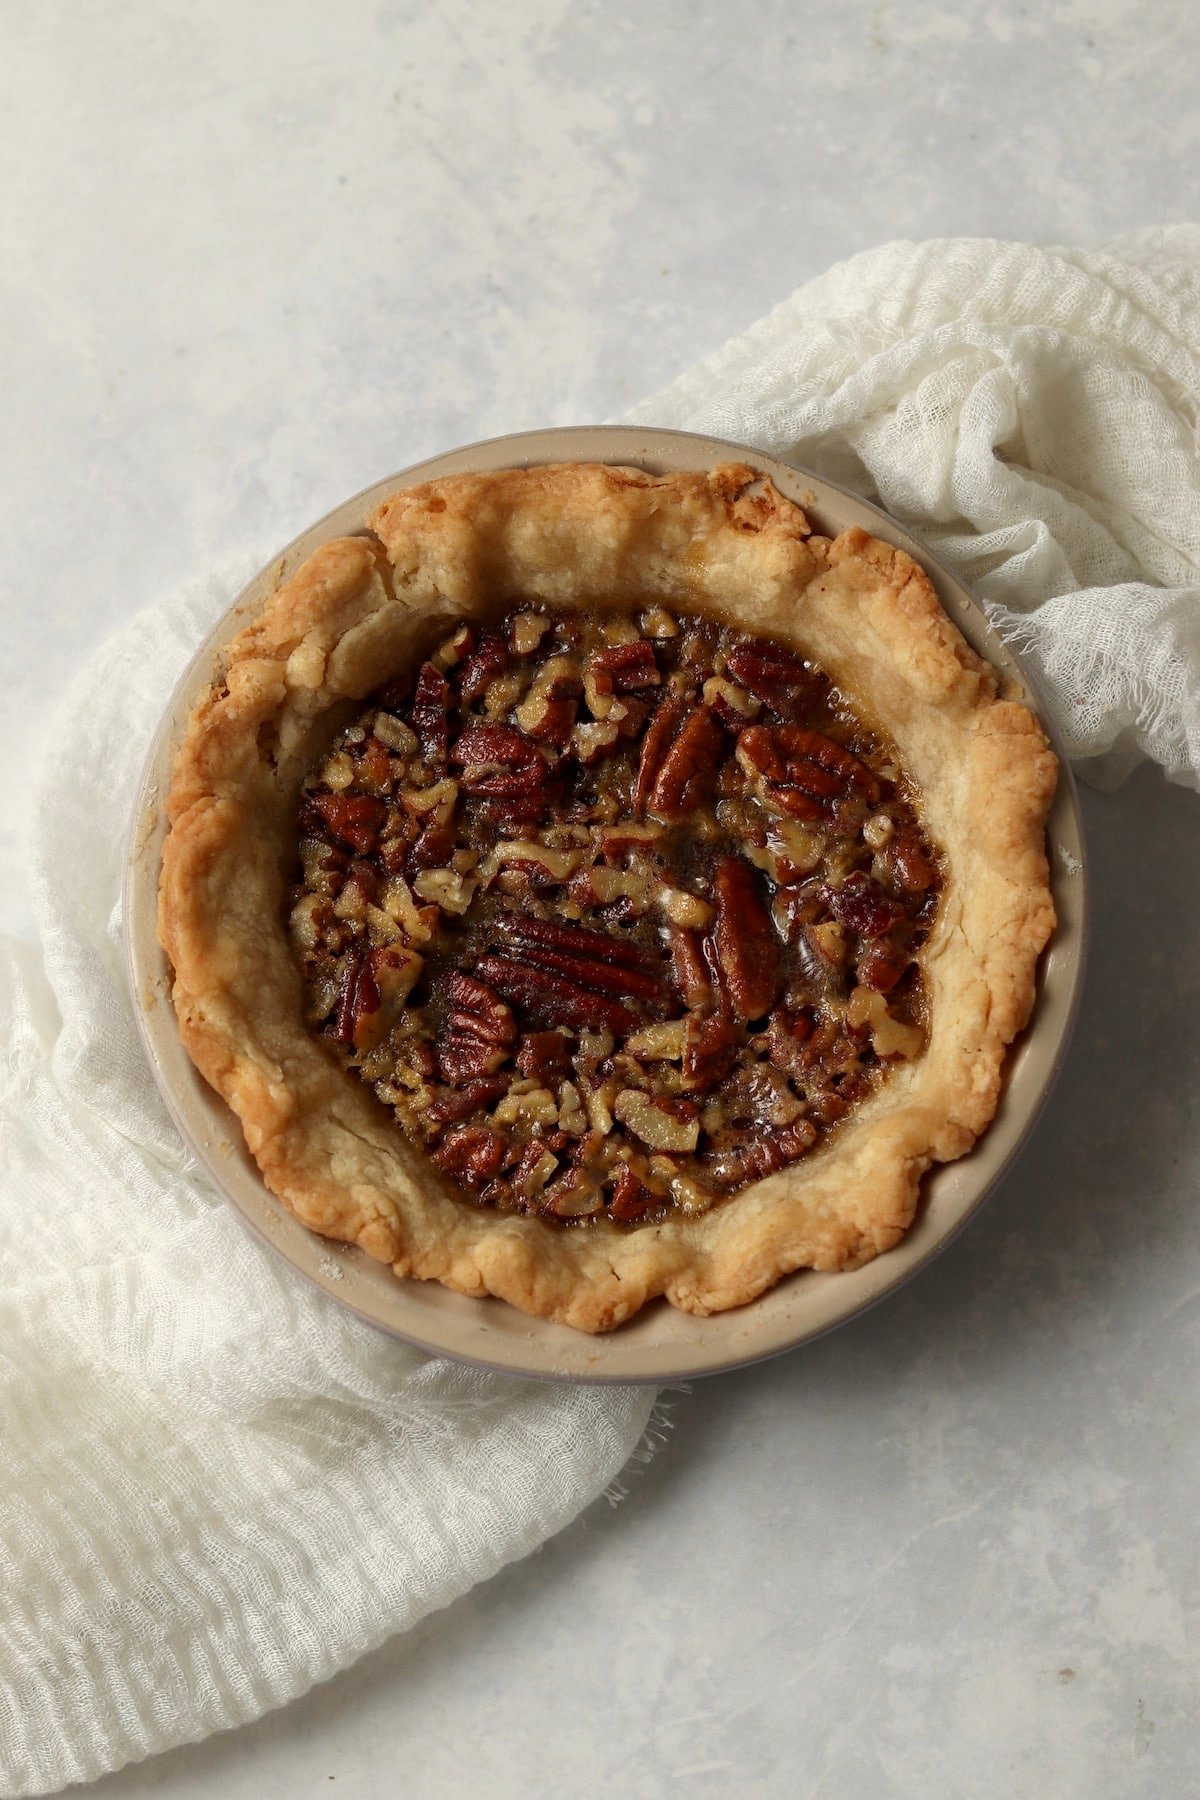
3;3;1198;1795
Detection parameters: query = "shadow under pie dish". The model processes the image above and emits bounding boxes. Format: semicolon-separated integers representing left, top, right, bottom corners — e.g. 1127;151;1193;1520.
157;459;1057;1335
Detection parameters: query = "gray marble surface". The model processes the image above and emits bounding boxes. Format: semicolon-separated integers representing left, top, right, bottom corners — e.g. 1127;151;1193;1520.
4;2;1199;1795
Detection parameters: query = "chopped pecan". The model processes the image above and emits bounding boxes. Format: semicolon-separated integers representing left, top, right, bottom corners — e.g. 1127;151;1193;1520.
646;705;725;822
609;696;651;741
885;831;938;893
410;662;451;762
432;1125;506;1190
476;797;549;828
308;792;387;855
358;737;394;795
474;954;637;1035
823;870;904;938
702;675;760;731
516;1030;573;1083
724;640;819;718
613;1090;700;1152
712;855;780;1020
856;935;911;993
509;1140;560;1203
787;1014;860;1085
457;631;509;704
427;1076;510;1123
515;655;582;746
682;1013;740;1092
607;1164;656;1222
408;821;456;870
461;764;549;803
759;1008;815;1080
571;718;622;767
340;858;381;910
522;696;577;747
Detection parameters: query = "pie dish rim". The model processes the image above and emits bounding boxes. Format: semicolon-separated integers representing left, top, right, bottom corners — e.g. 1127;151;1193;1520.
124;425;1088;1382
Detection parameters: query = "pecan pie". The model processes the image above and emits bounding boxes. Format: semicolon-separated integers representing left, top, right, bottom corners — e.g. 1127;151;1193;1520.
159;463;1056;1332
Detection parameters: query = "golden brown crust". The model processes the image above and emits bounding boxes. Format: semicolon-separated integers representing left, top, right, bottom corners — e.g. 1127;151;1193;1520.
159;464;1056;1332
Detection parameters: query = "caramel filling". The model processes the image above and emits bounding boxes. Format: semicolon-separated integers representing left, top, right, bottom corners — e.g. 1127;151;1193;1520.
289;606;941;1223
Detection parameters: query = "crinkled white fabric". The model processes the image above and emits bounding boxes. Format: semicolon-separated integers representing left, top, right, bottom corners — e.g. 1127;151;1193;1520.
6;230;1200;1799
627;229;1200;789
0;569;654;1799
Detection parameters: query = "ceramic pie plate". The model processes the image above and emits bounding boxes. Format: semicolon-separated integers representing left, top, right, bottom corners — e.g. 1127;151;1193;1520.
124;426;1087;1383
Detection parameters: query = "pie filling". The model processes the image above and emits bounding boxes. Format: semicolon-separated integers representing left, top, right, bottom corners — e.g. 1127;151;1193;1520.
288;605;942;1225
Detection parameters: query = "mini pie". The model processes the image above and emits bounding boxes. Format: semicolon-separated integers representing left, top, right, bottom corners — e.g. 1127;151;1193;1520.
159;462;1056;1333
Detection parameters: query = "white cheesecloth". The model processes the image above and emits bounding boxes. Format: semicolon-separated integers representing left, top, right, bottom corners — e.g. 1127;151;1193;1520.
3;230;1199;1795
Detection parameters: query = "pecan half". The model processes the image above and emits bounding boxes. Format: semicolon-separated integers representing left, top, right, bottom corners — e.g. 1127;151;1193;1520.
451;720;539;769
759;1007;815;1079
500;938;664;1004
516;1030;573;1083
645;705;725;822
437;973;515;1083
410;662;451;762
712;855;780;1020
308;792;387;855
668;925;714;1011
737;725;882;817
444;972;515;1044
427;1076;510;1123
705;1117;817;1190
437;1034;508;1084
632;694;688;815
457;631;509;704
823;871;904;938
330;948;380;1048
588;640;662;692
474;954;637;1035
497;912;658;973
724;640;819;718
432;1124;507;1190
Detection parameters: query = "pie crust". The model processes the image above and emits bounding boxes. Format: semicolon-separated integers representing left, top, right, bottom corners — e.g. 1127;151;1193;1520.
159;463;1056;1332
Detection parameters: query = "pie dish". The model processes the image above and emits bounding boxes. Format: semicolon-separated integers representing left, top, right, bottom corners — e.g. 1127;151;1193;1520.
157;458;1057;1334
